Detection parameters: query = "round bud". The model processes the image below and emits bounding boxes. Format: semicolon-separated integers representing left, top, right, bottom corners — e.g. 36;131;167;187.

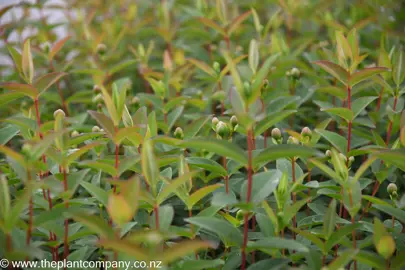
387;183;397;195
96;43;107;56
93;94;103;103
92;126;101;132
71;130;80;137
287;136;299;145
97;103;103;111
213;61;221;73
196;90;203;98
22;143;32;155
271;128;282;139
41;42;51;53
301;127;312;138
325;150;331;157
216;121;231;139
131;96;140;105
243;81;251;98
263;79;270;89
174;127;184;140
348;156;355;166
286;70;291;77
230;115;238;129
291;67;301;79
212;117;219;128
93;85;102;93
100;129;104;133
53;109;65;119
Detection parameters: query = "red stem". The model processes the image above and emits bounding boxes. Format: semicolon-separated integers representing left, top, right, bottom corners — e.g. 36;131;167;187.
222;156;229;194
63;168;69;260
241;128;254;270
376;87;384;112
347;87;352;154
154;205;160;230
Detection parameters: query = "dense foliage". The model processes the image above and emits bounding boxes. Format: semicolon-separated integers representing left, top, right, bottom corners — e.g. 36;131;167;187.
0;0;405;269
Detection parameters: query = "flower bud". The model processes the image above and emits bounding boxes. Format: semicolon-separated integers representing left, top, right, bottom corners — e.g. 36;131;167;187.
71;130;80;137
243;81;251;98
286;70;291;77
93;94;103;103
53;109;65;119
213;62;221;74
291;67;301;79
271;128;282;144
93;85;102;93
96;43;107;56
230;115;238;129
131;96;140;105
211;117;219;130
348;156;355;167
97;103;103;111
22;143;32;155
174;127;184;140
216;121;231;139
196;90;203;99
92;126;101;132
301;127;312;138
325;150;332;158
41;42;51;54
387;183;398;199
287;136;299;145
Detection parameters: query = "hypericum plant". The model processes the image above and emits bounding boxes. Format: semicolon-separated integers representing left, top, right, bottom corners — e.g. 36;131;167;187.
1;1;405;270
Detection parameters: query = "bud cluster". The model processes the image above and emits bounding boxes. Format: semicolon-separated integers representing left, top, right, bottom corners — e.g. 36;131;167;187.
286;67;301;80
211;116;238;140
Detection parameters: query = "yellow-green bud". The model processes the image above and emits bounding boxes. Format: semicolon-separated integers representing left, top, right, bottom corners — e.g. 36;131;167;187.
243;81;251;98
325;150;332;158
286;70;291;77
174;127;184;140
287;136;299;145
41;42;51;53
22;143;32;155
291;67;301;79
131;96;140;105
271;128;282;144
96;43;107;56
301;127;312;138
93;94;103;103
230;115;238;129
387;183;398;198
213;62;221;73
212;117;219;130
71;130;80;137
53;109;65;119
216;121;231;139
92;126;101;132
348;156;355;167
93;85;102;93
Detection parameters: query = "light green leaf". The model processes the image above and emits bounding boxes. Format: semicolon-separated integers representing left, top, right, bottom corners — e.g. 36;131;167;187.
313;60;349;86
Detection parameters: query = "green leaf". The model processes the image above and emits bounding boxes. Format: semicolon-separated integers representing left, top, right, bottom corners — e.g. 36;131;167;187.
349;67;389;87
372;149;405;171
0;125;19;145
248;39;259;74
0;82;38;99
322;108;353;122
186;157;227;176
247;237;309;253
167;106;184;131
227;10;252;35
315;129;347;154
142;140;159;194
325;224;361;251
316;86;346;100
373;204;405;224
5;186;32;232
185;216;243;247
241;170;281;204
109;60;137;75
49;36;71;61
313;60;349;86
393;48;405;87
157;172;196;205
392;251;405;270
326;249;358;270
79;161;116;176
180;259;224;270
34;72;67;95
187;184;222;210
98;239;148;261
351;96;378;119
188;58;216;77
71;212;114;238
80;181;108;206
309;158;341;184
323;199;337;240
0;176;10;220
180;138;247;166
254;110;296;137
22;39;34;83
197;17;226;35
88;110;115;139
253;145;320;167
162;240;214;264
355;251;385;269
291;228;325;252
7;45;22;74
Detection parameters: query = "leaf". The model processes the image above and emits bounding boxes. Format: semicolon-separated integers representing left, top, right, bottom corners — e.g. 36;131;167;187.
227;10;252;35
372;149;405;172
157;172;196;205
0;82;38;99
223;51;244;97
355;250;386;269
326;249;358;270
323;199;337;240
107;194;133;226
351;96;378;119
49;36;71;61
0;145;26;167
34;72;67;95
335;31;352;63
0;176;10;220
109;59;137;75
80;181;108;206
315;129;348;154
247;237;309;253
248;53;279;104
253;145;320;167
197;17;226;35
22;39;34;83
142;140;159;194
186;157;227;176
392;251;405;270
313;60;349;86
167;106;184;131
114;127;142;146
185;216;243;247
187;184;222;210
181;259;224;270
316;86;346;100
180;138;247;166
241;170;281;204
248;39;259;74
88;110;115;139
161;240;214;264
7;45;22;74
254;110;296;136
291;228;325;252
373;204;405;224
0;125;19;145
71;212;114;238
393;48;405;87
98;239;148;261
5;186;32;232
188;58;216;77
322;108;353;122
349;67;389;87
309;158;341;184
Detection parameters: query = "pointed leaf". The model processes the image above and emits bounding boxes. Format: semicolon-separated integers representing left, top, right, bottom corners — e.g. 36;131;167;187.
313;60;349;86
0;82;38;99
22;39;34;83
162;240;214;264
187;184;222;209
350;67;389;87
49;36;71;61
34;72;67;95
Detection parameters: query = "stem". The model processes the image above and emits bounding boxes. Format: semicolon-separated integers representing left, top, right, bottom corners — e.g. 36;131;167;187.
63;168;69;260
26;169;33;247
154;205;160;230
224;36;231;51
189;209;198;259
241;128;254;270
385;96;398;146
347;86;352;154
292;157;297;240
222;156;229;194
348;190;357;270
376;87;384;112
